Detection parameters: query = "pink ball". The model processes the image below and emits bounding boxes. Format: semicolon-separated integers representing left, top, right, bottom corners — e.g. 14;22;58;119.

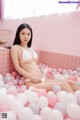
46;73;51;78
58;68;63;73
69;76;75;81
20;87;26;92
5;73;11;77
17;85;20;88
11;76;15;80
7;82;13;86
8;89;18;95
0;104;10;112
19;80;25;86
47;93;58;108
17;87;26;93
47;68;53;74
13;80;18;86
25;101;30;107
37;89;47;97
78;72;80;77
33;88;39;93
68;69;72;72
11;71;17;77
16;75;21;79
74;75;78;81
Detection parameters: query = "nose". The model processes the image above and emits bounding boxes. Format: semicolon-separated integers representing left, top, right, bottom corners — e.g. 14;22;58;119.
25;35;28;39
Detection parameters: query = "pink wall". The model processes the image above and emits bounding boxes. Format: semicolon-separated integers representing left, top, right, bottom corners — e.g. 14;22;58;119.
0;48;80;75
0;48;40;75
0;11;80;56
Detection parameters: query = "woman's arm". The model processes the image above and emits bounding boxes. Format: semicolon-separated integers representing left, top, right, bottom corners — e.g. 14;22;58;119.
11;46;41;83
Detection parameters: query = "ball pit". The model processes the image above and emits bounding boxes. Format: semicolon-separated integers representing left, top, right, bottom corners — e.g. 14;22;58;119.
0;64;80;120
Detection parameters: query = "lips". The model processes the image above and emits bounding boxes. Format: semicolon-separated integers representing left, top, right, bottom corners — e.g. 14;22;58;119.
24;40;28;41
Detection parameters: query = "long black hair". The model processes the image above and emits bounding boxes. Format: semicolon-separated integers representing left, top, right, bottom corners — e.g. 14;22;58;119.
13;23;33;47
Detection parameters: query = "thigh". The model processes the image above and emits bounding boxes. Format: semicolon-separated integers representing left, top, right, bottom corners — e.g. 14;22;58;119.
46;78;65;82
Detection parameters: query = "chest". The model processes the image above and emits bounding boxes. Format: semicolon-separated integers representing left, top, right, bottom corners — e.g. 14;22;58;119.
18;49;38;62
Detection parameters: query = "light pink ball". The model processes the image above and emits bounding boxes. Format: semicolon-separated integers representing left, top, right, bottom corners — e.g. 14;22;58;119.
19;80;25;86
16;75;21;79
68;69;72;72
11;76;15;80
47;93;58;108
17;87;26;93
17;85;21;88
57;68;63;73
0;104;10;112
20;87;27;92
33;88;39;93
7;82;13;86
8;89;18;95
78;72;80;77
37;89;47;97
74;75;78;81
69;76;75;81
47;68;53;74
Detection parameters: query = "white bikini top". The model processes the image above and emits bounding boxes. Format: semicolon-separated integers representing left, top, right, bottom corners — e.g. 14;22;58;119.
21;47;38;62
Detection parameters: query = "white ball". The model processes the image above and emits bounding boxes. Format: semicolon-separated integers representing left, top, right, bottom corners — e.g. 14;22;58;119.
0;80;4;87
40;106;52;120
10;101;24;115
29;103;40;114
67;103;80;120
18;107;33;120
57;91;77;105
54;102;66;116
31;114;41;120
6;111;17;120
37;96;48;109
28;92;38;103
51;109;63;120
16;93;28;105
53;85;61;94
0;87;7;93
6;94;16;107
0;74;3;81
62;74;69;80
0;90;7;104
74;90;80;105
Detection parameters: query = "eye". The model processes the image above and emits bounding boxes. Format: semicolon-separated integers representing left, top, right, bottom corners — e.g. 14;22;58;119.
28;33;31;35
22;32;25;35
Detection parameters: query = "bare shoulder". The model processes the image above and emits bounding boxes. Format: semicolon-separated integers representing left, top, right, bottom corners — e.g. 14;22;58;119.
11;45;19;51
11;45;21;54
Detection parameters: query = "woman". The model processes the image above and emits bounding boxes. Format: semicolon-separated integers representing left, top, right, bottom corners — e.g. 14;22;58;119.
11;23;80;93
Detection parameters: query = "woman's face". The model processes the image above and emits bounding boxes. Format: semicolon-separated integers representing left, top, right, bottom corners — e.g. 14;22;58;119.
19;28;31;45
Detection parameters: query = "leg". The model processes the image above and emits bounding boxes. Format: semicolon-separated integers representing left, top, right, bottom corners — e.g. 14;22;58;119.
67;80;80;91
46;78;80;92
25;80;74;93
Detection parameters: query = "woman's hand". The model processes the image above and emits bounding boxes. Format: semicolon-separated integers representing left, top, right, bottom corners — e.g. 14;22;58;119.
31;77;42;83
31;79;41;83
